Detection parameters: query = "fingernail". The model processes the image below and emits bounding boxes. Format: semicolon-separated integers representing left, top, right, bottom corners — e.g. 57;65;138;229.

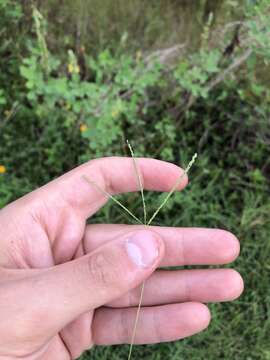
125;231;160;268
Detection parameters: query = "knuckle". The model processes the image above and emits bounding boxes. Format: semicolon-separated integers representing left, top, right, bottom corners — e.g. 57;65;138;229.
87;252;119;288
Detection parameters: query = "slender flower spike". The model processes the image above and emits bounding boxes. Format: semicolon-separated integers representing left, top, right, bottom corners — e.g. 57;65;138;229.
0;165;6;174
82;148;198;360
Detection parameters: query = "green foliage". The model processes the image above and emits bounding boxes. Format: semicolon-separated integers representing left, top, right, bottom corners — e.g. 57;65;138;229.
175;49;221;98
0;0;22;21
0;0;23;104
18;10;164;157
15;1;270;164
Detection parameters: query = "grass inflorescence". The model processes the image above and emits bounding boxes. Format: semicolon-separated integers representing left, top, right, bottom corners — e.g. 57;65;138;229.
83;142;197;360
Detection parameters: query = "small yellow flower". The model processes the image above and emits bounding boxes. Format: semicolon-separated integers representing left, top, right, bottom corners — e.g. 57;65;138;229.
111;109;119;118
0;165;6;174
68;63;74;74
80;124;88;133
74;65;80;74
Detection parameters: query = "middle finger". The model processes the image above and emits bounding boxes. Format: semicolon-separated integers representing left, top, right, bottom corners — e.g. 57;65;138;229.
83;224;240;266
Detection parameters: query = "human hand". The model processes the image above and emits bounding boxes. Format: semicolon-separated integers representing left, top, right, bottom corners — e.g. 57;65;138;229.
0;157;243;359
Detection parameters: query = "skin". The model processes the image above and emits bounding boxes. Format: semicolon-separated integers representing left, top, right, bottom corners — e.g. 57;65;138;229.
0;157;244;360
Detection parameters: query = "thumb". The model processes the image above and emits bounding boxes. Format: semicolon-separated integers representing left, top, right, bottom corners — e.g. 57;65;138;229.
9;230;164;335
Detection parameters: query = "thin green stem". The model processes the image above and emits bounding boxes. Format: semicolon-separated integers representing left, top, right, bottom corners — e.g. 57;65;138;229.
82;175;143;224
127;140;147;225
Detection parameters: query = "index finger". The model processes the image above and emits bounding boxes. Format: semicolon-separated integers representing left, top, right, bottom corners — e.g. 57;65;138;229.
24;157;188;219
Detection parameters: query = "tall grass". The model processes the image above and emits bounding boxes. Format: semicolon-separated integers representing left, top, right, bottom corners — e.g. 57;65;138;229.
37;0;243;54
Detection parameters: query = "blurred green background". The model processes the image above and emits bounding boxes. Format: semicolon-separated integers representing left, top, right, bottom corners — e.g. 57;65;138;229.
0;0;269;359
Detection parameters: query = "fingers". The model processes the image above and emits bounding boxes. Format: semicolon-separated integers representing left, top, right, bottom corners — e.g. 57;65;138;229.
108;269;244;307
0;230;164;338
84;225;240;266
93;302;210;345
14;157;188;220
59;313;93;360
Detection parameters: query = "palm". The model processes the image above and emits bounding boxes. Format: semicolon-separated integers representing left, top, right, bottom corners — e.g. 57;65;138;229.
0;189;96;358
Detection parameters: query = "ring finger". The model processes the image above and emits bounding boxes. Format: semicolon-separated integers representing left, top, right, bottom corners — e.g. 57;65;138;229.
107;269;244;308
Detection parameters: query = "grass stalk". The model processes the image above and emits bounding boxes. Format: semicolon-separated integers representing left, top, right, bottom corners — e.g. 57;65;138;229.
127;153;197;360
127;281;145;360
126;140;147;360
82;151;198;360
